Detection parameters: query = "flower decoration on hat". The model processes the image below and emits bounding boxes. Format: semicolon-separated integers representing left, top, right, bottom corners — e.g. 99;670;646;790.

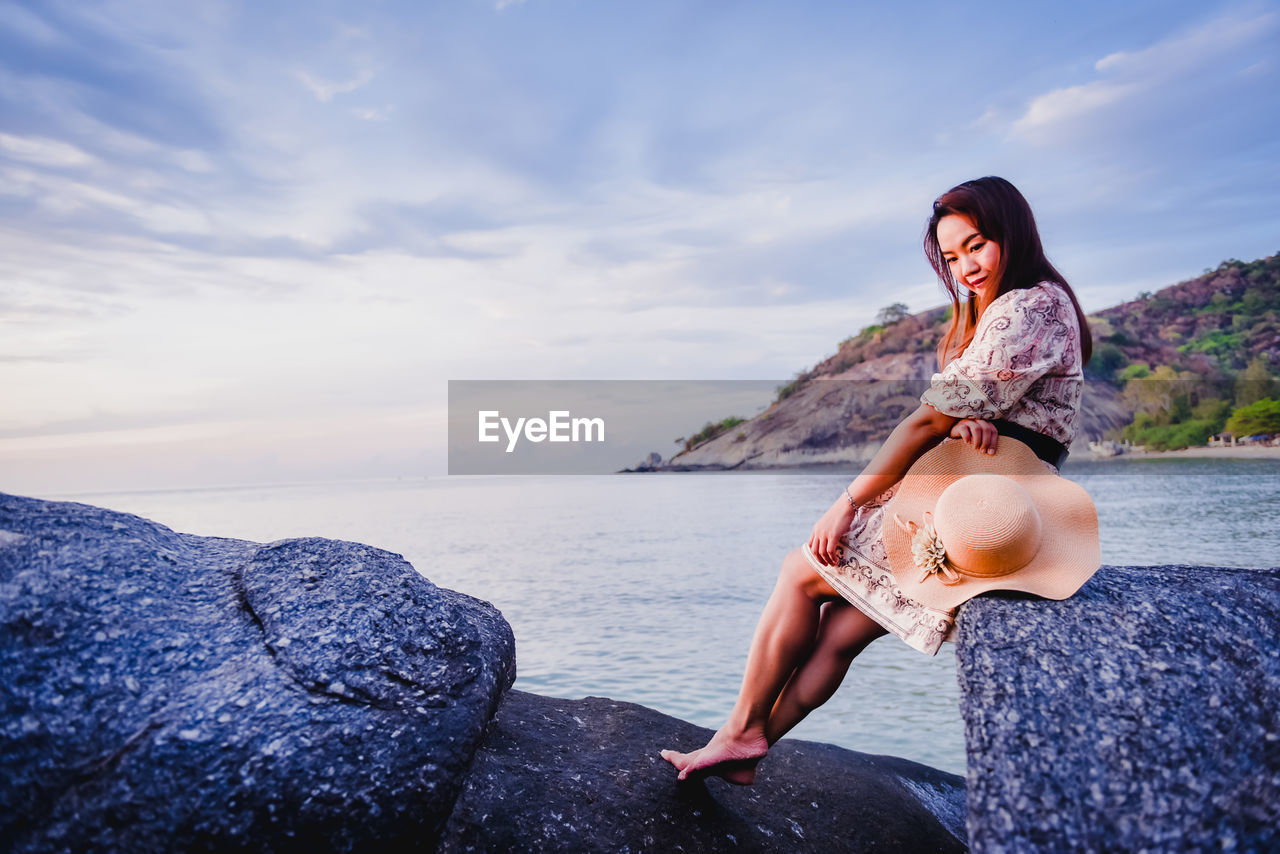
893;511;962;586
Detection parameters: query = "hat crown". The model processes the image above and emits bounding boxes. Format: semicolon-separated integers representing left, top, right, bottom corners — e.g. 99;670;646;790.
882;436;1102;611
933;474;1042;577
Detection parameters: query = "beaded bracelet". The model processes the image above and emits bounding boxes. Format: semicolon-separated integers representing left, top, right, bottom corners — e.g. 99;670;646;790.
844;486;857;508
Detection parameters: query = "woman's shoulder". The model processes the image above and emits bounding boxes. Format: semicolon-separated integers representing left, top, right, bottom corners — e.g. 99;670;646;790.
980;282;1075;329
972;282;1079;354
987;281;1067;313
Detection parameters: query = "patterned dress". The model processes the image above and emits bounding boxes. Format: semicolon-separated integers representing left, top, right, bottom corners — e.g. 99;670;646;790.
803;281;1084;655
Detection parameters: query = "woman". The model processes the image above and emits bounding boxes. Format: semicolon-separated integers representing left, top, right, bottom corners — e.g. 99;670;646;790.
660;176;1094;784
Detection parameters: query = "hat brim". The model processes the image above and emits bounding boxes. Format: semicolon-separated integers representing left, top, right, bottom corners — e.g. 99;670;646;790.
883;436;1100;612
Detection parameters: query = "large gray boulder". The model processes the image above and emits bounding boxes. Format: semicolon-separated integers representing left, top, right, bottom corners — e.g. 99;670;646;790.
1;491;968;852
439;689;967;852
0;493;516;852
956;565;1280;853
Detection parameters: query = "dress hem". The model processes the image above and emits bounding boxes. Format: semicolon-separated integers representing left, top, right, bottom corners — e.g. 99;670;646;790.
802;542;948;657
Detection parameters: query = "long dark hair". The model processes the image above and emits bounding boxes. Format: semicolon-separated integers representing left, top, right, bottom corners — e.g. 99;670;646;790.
923;176;1092;369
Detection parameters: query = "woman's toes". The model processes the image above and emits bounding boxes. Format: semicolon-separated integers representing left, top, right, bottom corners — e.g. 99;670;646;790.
663;733;769;784
659;748;692;770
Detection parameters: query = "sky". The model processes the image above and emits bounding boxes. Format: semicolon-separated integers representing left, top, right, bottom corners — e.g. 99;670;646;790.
2;0;1278;493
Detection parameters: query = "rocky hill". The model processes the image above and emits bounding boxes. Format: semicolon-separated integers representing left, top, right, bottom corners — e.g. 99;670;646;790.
662;253;1279;469
1089;254;1280;377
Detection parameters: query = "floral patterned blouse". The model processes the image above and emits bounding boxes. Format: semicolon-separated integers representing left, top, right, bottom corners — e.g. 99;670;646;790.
919;281;1083;447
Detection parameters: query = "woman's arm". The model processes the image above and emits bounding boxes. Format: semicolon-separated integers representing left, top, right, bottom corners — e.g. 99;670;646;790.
806;403;961;567
846;403;961;504
807;289;1072;567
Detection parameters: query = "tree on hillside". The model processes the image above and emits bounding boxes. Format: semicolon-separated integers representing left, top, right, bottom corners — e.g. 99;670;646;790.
1122;365;1197;416
1234;355;1278;408
1225;398;1280;438
876;303;910;325
1086;343;1127;382
1119;363;1151;382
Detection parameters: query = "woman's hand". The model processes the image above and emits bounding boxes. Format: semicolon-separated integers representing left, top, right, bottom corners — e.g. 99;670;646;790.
950;417;998;454
808;499;857;567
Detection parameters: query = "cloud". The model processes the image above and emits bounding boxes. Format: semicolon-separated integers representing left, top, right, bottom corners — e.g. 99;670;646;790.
1012;11;1278;141
351;105;394;122
0;1;70;47
293;68;376;102
1013;80;1139;134
0;133;95;167
1090;12;1271;77
0;164;212;234
173;149;214;173
494;0;527;10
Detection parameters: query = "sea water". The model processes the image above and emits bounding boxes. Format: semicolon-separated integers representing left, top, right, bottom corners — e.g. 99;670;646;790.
52;457;1280;777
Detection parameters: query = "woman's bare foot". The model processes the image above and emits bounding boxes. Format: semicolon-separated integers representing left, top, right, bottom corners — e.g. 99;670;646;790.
659;729;770;785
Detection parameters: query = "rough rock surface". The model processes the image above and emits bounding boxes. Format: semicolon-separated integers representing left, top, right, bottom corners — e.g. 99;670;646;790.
956;565;1280;853
438;689;967;853
0;492;515;852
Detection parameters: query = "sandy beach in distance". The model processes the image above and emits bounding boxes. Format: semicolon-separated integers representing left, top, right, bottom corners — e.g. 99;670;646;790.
1088;445;1280;461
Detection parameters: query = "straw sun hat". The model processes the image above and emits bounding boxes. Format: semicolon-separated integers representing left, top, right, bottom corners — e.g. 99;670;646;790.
883;436;1101;612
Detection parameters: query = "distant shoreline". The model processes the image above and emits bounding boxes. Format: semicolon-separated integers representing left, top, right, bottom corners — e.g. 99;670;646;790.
1087;445;1280;461
627;443;1280;473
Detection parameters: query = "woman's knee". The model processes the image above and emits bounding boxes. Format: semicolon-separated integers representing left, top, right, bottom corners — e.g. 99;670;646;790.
779;547;812;585
779;548;839;600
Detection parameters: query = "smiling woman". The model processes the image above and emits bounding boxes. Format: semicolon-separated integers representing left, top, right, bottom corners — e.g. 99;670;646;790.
924;177;1094;372
937;216;1000;300
660;176;1099;786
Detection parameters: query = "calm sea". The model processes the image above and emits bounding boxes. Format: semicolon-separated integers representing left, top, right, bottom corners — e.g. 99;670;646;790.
54;457;1280;777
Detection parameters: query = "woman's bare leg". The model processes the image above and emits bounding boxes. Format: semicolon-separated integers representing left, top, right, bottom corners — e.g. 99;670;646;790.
659;547;842;783
765;600;887;744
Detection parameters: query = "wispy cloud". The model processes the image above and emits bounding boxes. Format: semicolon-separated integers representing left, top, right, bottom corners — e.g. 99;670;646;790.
1091;11;1273;77
351;105;394;122
0;164;212;234
173;149;214;172
293;68;376;102
0;133;95;167
1013;11;1278;140
1013;81;1138;136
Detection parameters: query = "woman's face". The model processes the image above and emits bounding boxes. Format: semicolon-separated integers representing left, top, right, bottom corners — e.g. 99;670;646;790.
937;213;1001;300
